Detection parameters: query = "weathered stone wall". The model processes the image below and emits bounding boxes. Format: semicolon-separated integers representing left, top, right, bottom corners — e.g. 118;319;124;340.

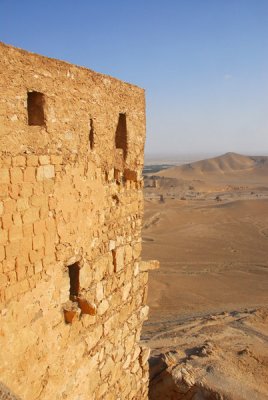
0;42;151;400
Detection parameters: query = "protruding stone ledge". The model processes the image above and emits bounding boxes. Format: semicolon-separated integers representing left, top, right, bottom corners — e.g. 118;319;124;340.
77;297;96;316
62;301;80;324
63;297;96;324
140;305;150;321
139;260;160;272
139;346;151;366
124;169;141;182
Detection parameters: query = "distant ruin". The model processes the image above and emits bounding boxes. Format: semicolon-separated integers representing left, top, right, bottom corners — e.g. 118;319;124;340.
0;42;158;400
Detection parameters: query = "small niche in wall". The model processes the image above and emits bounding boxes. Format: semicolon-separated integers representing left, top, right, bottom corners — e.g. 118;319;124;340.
112;194;120;206
115;113;127;159
89;118;95;150
68;262;80;300
27;91;45;126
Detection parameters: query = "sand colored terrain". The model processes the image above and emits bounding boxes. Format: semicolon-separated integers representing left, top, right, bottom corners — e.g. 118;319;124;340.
148;308;268;399
142;153;268;399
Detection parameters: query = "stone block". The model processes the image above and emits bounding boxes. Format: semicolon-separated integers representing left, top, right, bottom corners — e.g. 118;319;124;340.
5;241;20;258
131;359;140;374
96;281;104;302
112;247;125;272
12;155;26;167
9;225;23;242
33;219;46;235
27;155;39;166
50;155;63;165
96;382;108;398
0;229;8;245
12;213;22;227
10;188;21;210
100;356;114;379
36;165;55;181
85;325;103;351
140;305;149;321
139;259;160;272
123;355;131;370
97;299;109;315
39;155;50;165
5;282;19;301
81;314;96;327
132;345;141;361
104;313;119;336
20;182;33;198
125;334;135;355
2;258;15;273
3;199;16;214
31;194;47;207
109;240;116;251
121;282;132;302
0;169;9;184
133;241;142;260
94;255;109;281
24;167;36;183
17;197;29;212
15;259;27;281
7;270;16;284
23;207;39;224
139;346;150;366
23;223;33;237
0;183;8;199
33;234;45;250
29;248;43;263
34;261;43;274
10;168;23;184
17;278;29;294
134;262;139;276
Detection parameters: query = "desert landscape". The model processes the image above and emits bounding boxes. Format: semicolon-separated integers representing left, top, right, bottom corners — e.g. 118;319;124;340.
142;152;268;398
1;2;267;399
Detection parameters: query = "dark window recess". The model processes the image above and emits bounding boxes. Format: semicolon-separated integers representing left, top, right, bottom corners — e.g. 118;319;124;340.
115;113;127;159
112;250;117;272
27;91;45;126
89;118;95;150
68;262;80;299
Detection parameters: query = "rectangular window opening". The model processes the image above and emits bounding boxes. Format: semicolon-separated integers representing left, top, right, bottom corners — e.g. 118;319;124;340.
89;118;94;150
68;262;80;300
115;113;127;159
27;91;45;126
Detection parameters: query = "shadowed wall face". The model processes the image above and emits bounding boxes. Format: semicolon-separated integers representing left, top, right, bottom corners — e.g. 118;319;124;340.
0;42;151;400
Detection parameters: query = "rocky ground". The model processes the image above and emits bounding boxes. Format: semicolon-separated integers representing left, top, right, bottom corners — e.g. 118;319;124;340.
144;308;268;399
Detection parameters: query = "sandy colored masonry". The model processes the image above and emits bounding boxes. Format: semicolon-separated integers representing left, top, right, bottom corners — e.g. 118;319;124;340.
0;42;157;400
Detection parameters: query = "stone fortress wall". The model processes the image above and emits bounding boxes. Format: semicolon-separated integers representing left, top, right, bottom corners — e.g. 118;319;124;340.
0;42;157;400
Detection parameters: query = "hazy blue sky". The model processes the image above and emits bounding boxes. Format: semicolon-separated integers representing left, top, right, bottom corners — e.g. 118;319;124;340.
1;0;268;156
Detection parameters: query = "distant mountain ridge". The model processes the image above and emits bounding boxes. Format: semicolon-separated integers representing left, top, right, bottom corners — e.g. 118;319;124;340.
158;152;268;178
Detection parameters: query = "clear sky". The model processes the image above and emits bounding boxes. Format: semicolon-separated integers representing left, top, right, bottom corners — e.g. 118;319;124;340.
1;0;268;156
